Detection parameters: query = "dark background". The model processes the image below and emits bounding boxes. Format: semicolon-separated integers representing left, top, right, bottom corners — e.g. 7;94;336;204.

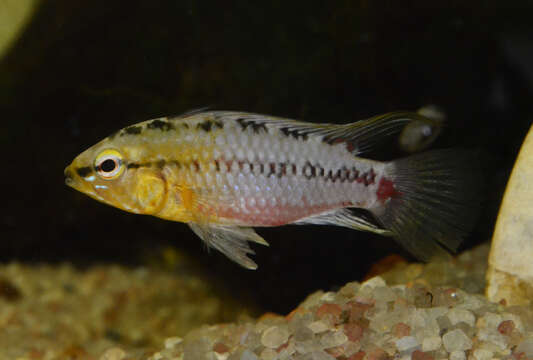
1;1;532;314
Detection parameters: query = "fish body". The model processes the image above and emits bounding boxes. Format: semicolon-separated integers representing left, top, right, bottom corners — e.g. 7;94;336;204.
65;110;478;269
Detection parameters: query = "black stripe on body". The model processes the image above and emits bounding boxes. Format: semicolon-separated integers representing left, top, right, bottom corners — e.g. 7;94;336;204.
123;156;376;186
76;166;93;177
208;158;375;185
126;160;182;170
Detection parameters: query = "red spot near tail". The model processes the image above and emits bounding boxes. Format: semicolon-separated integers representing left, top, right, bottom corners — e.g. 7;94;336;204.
376;177;401;202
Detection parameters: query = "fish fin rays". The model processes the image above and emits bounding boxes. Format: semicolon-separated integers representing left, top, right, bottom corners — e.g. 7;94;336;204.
295;208;392;236
208;111;431;155
369;149;481;261
188;223;268;270
314;112;434;154
176;106;212;118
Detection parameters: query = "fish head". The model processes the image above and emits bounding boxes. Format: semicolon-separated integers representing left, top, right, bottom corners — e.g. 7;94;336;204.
64;137;168;215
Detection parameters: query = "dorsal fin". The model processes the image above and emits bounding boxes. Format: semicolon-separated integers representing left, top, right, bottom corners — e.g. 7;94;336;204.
198;111;432;155
175;106;213;119
321;112;434;154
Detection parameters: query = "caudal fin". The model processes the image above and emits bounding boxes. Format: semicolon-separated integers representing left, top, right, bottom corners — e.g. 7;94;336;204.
370;149;480;261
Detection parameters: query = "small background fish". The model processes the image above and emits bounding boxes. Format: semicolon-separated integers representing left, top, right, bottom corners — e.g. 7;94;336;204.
65;110;479;269
398;105;446;153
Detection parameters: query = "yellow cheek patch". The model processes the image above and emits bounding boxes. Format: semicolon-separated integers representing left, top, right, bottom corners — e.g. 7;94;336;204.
180;187;195;211
135;173;166;214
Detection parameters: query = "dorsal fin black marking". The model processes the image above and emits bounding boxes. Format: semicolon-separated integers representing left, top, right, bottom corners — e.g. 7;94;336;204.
202;111;432;155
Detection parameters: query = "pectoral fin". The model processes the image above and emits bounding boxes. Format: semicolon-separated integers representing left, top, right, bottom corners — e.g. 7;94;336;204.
188;223;269;270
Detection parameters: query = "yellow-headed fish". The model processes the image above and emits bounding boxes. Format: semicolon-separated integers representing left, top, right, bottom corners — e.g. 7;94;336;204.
64;110;478;269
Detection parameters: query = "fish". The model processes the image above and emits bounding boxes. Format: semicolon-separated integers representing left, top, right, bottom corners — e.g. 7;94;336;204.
64;110;478;269
398;105;445;153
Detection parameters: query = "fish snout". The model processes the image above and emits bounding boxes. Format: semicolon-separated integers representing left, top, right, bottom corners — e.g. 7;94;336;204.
64;166;75;187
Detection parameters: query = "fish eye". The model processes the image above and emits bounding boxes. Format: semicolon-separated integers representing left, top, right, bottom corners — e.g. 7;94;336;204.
94;149;125;180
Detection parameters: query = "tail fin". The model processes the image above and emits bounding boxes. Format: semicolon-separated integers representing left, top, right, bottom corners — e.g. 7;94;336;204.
370;149;480;261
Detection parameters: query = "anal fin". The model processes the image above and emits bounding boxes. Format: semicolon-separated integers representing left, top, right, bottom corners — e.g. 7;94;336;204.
188;223;269;270
295;208;392;236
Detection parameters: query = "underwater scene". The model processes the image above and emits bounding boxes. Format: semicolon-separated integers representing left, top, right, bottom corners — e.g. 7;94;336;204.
1;1;533;359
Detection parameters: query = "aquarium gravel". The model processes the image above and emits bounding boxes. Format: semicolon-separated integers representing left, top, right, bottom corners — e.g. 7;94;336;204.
3;244;533;360
0;262;253;359
148;269;532;360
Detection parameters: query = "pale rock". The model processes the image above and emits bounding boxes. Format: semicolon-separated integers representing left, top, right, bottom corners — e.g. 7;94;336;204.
320;292;337;302
260;348;277;360
446;308;476;327
394;336;419;352
487;124;533;306
278;340;296;358
477;312;502;329
288;313;313;331
242;330;261;347
361;276;386;289
391;284;407;292
456;293;485;311
436;315;452;333
433;348;448;359
308;321;329;334
343;341;362;357
261;326;290;349
214;351;229;360
442;329;472;352
300;291;325;309
473;349;493;360
425;307;448;321
422;336;442;352
303;350;336;360
150;353;163;360
372;286;397;302
320;330;348;348
409;308;441;342
369;310;406;332
255;322;270;333
476;341;505;354
295;340;322;354
449;350;466;360
240;350;258;360
165;336;183;349
339;281;360;298
516;338;533;358
476;313;507;350
99;348;126;360
293;325;314;342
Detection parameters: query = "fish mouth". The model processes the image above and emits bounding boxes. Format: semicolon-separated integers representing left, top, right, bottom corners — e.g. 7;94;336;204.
64;164;107;202
64;166;75;187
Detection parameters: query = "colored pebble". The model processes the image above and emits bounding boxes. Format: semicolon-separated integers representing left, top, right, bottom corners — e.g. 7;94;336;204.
498;320;515;335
